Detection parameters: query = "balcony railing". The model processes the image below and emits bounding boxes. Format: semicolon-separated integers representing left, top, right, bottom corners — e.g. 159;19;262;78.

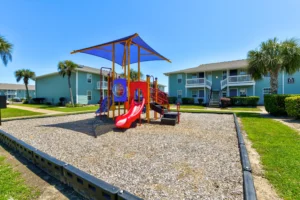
186;78;212;88
5;91;17;95
221;74;254;89
96;81;108;89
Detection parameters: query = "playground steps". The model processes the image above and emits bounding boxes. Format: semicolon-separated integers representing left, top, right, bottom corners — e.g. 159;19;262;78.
150;102;168;115
160;112;178;126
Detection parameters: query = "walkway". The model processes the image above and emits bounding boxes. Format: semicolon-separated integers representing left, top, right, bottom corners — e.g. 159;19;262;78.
8;105;63;115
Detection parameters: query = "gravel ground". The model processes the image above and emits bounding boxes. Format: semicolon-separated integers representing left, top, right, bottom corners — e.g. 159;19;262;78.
1;113;243;200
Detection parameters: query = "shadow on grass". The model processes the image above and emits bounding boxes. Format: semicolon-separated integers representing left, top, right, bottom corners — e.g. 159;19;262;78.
0;143;84;199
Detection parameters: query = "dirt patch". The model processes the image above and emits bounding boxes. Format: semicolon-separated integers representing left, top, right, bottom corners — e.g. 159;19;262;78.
0;145;83;200
238;118;282;200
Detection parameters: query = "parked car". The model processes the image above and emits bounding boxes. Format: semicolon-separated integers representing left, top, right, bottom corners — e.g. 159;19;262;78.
12;97;22;102
6;100;10;105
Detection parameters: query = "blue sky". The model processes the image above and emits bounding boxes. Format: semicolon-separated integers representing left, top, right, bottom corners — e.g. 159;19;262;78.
1;0;300;90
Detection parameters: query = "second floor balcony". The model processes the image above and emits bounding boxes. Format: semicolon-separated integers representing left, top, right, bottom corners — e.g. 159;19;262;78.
221;74;255;89
186;78;212;89
96;81;108;90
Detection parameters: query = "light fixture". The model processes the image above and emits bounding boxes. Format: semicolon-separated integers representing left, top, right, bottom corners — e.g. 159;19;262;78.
216;76;218;79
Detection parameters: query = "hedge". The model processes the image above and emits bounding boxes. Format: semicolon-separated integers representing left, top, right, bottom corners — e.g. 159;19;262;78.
230;96;259;106
168;97;177;104
285;96;300;118
264;94;299;116
182;97;194;105
198;98;203;105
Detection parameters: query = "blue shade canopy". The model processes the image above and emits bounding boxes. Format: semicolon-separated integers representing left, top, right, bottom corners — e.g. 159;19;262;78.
71;33;171;66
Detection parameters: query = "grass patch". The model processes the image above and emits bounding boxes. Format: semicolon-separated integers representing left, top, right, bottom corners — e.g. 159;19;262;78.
170;104;204;109
227;107;261;111
237;113;300;199
0;156;40;199
13;104;98;113
1;108;43;118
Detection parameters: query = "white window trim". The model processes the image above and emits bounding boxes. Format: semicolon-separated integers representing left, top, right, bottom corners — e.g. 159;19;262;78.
87;73;92;84
229;88;238;97
263;87;271;95
177;90;182;98
177;74;182;84
239;88;247;96
87;90;92;101
191;90;197;97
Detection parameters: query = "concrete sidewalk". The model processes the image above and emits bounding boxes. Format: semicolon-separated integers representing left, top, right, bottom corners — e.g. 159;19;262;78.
8;105;63;115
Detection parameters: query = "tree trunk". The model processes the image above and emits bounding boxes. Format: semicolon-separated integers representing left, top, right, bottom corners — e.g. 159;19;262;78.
270;70;279;94
68;76;74;107
25;83;30;100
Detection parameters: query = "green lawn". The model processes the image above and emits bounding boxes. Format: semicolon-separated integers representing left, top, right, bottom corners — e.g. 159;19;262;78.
13;104;99;113
1;108;43;118
0;156;40;199
170;104;204;109
237;113;300;200
226;107;261;111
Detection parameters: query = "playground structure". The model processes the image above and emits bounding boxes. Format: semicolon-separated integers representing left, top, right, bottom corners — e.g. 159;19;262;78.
71;33;179;128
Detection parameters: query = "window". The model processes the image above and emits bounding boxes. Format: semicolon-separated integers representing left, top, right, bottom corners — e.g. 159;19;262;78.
240;88;246;97
87;73;92;83
229;88;238;97
177;90;182;99
222;91;227;97
263;88;271;94
222;71;227;80
177;74;182;84
198;72;204;78
87;90;92;101
191;90;197;97
239;69;246;75
192;74;197;79
199;90;204;98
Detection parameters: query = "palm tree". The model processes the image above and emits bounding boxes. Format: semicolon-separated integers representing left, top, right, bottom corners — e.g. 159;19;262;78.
58;60;79;106
120;68;144;81
0;35;13;66
15;69;36;100
247;38;300;94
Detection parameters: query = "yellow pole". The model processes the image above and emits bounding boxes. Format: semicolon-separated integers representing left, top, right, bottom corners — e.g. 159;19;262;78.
112;43;115;119
146;75;150;123
154;77;158;120
127;40;131;105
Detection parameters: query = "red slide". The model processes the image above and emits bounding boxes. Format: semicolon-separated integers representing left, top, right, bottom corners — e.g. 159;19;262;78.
115;98;145;129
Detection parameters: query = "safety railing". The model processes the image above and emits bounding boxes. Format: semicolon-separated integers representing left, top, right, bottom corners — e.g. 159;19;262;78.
96;81;108;89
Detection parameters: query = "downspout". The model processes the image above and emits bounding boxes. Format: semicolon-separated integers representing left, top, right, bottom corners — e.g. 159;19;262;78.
76;70;78;103
282;71;285;94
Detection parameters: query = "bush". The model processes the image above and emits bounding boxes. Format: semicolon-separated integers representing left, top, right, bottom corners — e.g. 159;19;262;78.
220;97;231;108
230;96;259;106
182;97;194;105
45;102;52;105
168;97;177;104
285;96;300;118
23;100;29;104
198;98;203;105
264;94;299;116
32;98;45;104
59;97;66;106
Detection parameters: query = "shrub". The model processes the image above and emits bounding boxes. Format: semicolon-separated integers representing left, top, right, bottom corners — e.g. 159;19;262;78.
23;99;29;104
220;97;231;108
285;96;300;118
168;96;177;104
45;102;52;105
264;94;299;116
198;98;203;105
32;98;45;104
230;96;259;106
182;97;194;105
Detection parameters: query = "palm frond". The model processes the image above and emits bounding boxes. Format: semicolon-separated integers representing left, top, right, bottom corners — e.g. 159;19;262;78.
58;60;79;78
0;35;13;66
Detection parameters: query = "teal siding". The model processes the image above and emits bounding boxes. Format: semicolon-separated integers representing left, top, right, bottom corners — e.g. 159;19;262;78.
211;71;223;91
168;73;186;98
0;89;35;99
77;72;101;104
36;73;76;104
283;70;300;95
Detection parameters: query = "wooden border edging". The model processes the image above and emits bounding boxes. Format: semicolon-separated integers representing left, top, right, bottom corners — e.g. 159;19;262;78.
233;113;257;200
0;129;142;200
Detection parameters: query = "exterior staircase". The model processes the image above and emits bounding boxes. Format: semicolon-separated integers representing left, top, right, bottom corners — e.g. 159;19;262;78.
209;91;220;107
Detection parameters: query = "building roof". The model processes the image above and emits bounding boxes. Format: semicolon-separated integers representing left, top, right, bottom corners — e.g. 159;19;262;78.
0;83;35;90
164;59;248;75
36;65;112;79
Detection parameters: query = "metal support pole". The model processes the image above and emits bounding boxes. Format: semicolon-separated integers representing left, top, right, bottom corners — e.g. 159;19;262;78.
154;77;158;120
146;75;150;123
112;43;115;119
107;75;110;118
127;41;131;104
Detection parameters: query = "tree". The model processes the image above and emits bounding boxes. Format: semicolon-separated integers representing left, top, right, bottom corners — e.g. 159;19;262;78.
120;68;144;81
0;35;13;66
247;38;300;94
58;60;79;106
15;69;36;100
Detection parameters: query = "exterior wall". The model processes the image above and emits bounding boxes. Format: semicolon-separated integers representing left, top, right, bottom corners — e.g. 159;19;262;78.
0;89;35;99
168;73;186;98
211;71;223;91
77;72;101;104
36;73;76;104
283;70;300;95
